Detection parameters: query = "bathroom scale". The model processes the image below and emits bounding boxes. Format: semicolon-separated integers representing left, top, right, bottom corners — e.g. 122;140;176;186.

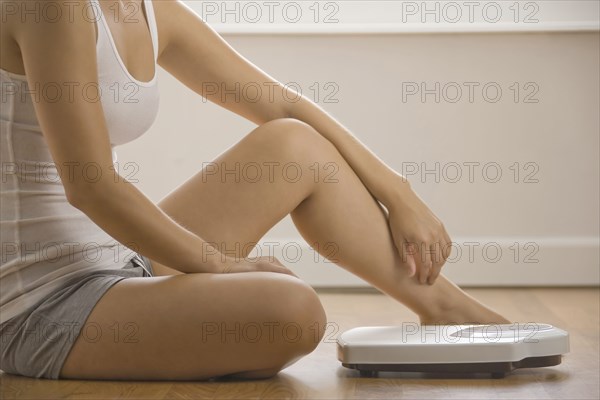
337;323;569;378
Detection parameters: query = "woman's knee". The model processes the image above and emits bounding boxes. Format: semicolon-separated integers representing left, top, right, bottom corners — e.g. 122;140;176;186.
251;118;336;161
212;275;326;376
268;276;327;357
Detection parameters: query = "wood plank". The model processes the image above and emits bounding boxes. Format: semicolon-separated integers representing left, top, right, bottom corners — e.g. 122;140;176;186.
1;288;598;399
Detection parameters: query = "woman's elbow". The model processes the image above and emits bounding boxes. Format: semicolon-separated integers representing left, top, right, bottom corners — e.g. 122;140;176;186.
64;185;88;210
64;182;103;211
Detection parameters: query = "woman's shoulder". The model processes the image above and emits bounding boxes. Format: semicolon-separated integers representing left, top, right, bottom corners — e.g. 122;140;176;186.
1;0;99;78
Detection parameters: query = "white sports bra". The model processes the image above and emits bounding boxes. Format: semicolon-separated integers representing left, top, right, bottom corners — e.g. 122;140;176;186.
91;0;160;146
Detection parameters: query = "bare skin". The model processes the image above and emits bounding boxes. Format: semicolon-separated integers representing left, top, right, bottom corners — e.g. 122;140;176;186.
146;119;510;327
0;0;510;380
59;118;509;380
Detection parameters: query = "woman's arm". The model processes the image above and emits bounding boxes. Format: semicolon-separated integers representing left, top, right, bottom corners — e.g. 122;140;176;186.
152;0;291;124
285;98;453;285
10;0;230;274
286;99;408;206
155;0;452;284
152;1;404;203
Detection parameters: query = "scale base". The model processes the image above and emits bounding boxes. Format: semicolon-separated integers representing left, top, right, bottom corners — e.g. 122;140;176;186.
343;354;562;378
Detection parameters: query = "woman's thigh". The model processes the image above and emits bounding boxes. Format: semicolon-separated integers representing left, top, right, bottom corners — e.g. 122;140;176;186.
59;271;327;380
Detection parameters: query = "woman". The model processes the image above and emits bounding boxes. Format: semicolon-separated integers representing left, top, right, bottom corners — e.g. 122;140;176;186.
0;0;510;380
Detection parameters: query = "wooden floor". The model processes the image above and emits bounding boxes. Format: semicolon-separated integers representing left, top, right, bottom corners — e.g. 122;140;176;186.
1;288;598;399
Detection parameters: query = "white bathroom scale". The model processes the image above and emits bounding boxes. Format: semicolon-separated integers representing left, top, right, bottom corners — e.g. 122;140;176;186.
337;323;569;378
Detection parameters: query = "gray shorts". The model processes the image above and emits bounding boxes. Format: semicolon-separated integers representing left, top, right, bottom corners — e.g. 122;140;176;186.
0;253;154;379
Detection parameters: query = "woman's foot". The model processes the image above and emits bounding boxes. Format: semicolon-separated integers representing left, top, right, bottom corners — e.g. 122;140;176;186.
419;308;511;326
418;292;511;326
381;272;512;326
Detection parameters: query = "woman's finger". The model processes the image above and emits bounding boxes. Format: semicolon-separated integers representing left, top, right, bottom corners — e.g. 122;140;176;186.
260;261;298;277
443;233;453;260
434;239;446;269
399;240;417;277
275;266;299;278
272;257;285;268
419;240;433;285
428;242;443;284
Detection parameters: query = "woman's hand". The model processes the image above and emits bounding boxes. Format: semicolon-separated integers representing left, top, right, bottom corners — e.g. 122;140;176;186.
387;183;452;285
220;255;299;278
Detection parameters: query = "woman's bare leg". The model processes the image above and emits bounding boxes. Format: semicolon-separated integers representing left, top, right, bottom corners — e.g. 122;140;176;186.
152;118;510;325
60;272;327;380
60;117;508;381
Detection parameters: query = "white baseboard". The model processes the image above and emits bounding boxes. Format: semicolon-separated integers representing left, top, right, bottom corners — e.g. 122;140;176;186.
248;237;600;287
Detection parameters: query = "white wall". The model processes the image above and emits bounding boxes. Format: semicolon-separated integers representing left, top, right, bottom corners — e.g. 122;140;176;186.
117;27;599;287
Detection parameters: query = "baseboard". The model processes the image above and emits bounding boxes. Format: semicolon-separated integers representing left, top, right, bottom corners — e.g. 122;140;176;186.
247;237;600;287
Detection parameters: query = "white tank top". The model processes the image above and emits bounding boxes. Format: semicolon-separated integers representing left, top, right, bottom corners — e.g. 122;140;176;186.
0;0;160;324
